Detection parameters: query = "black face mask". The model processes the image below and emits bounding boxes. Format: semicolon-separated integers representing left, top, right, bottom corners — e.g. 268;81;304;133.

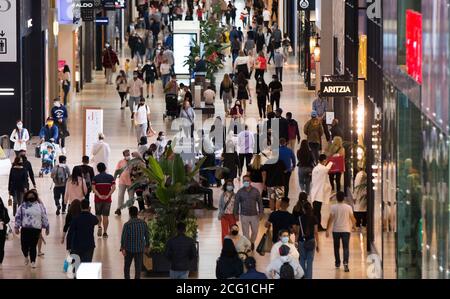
231;230;239;236
26;197;35;201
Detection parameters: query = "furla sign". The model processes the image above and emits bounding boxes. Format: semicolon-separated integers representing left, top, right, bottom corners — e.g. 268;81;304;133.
320;81;357;97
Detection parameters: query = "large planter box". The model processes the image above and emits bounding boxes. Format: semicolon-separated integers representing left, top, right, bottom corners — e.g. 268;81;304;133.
144;242;199;277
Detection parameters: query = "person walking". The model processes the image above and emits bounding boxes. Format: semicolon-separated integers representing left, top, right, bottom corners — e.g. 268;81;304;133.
114;150;133;216
266;198;296;244
293;198;319;279
231;37;241;64
68;199;99;263
237;125;255;176
246;154;264;195
8;157;29;216
78;156;95;201
39;117;59;143
120;206;150;279
133;97;151;143
326;191;356;272
286;112;301;151
51;156;71;215
64;166;87;207
142;59;158;98
268;75;283;111
91;133;111;174
127;71;144;120
61;199;81;251
278;138;296;198
236;72;251;113
304;111;324;163
330;118;344;142
165;222;197;279
216;238;244;279
14;190;49;269
273;48;286;81
220;74;235;115
218;180;237;241
102;43;119;85
61;65;71;105
18;151;36;190
0;197;10;267
261;158;286;211
234;50;250;79
312;92;331;142
327;136;345;192
310;154;333;231
179;99;196;138
10;120;30;157
233;175;264;251
256;76;270;119
226;224;252;260
160;58;172;89
92;162;116;238
254;51;267;81
239;257;267;279
116;70;128;109
297;140;315;194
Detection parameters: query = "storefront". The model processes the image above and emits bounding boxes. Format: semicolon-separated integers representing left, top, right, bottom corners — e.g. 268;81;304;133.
297;1;317;90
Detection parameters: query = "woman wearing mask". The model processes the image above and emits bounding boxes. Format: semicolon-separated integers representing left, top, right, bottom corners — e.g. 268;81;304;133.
327;136;345;192
216;238;244;279
218;180;237;241
61;199;81;251
255;77;269;119
219;74;235;115
155;132;168;160
8;157;28;216
270;229;299;260
293;196;319;279
226;224;252;261
297;140;315;194
236;73;251;113
62;65;71;105
64;166;87;206
0;197;10;267
14;190;49;269
10;120;30;157
116;70;128;109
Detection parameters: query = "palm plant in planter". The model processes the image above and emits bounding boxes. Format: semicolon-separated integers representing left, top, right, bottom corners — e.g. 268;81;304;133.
120;151;206;274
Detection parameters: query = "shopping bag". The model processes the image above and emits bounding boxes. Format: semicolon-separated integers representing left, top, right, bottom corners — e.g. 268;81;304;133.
256;232;268;256
264;229;273;252
35;146;41;158
328;155;345;174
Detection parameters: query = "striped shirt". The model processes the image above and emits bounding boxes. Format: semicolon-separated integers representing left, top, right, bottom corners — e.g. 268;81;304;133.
121;218;150;253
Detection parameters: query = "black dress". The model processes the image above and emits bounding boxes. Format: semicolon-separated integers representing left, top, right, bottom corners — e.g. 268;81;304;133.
222;152;239;179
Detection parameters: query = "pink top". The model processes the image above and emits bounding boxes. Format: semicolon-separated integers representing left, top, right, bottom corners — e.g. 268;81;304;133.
116;159;132;186
64;177;88;204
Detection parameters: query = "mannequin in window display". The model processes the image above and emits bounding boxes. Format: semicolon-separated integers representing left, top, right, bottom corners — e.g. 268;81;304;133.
352;168;367;231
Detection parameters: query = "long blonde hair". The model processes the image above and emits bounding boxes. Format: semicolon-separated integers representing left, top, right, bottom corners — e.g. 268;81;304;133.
251;154;262;170
222;74;232;88
329;136;344;155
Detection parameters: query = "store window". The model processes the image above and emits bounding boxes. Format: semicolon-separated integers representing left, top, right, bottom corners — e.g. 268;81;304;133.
396;92;423;279
396;0;421;66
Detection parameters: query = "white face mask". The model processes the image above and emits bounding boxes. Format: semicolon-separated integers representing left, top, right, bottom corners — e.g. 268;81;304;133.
17;123;23;129
280;256;289;263
54;101;61;107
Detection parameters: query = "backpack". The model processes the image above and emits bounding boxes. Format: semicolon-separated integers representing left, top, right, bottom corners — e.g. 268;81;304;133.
279;262;295;279
53;166;68;186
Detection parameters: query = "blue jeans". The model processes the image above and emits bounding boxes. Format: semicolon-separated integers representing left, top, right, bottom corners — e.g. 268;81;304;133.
298;239;315;279
161;74;171;89
298;167;312;194
332;232;350;266
170;270;189;279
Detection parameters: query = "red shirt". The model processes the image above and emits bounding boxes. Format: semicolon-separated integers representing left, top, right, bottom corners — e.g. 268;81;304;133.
92;172;115;203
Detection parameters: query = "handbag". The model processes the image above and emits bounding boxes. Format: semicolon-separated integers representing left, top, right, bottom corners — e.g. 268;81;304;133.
263;229;273;252
328;154;345;174
35;146;41;158
256;231;268;256
299;216;315;251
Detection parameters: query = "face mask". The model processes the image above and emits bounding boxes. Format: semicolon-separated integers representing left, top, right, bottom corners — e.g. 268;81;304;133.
47;122;54;127
54;101;61;107
26;197;35;201
226;185;234;192
231;230;239;236
17;123;23;129
280;256;289;263
281;236;289;244
243;181;250;188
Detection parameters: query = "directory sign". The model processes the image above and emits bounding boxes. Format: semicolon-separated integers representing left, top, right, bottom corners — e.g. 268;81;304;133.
83;108;104;156
173;33;197;75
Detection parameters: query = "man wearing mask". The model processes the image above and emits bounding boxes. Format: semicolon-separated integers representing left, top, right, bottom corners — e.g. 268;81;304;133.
127;71;144;120
133;97;151;143
269;229;299;260
39;117;59;143
268;75;283;111
115;150;134;216
233;175;264;251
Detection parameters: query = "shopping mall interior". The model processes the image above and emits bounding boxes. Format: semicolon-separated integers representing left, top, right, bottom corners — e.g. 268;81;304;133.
0;0;448;280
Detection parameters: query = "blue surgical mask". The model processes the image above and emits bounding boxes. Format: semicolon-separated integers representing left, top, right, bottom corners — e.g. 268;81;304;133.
243;182;250;188
281;236;289;244
226;185;234;192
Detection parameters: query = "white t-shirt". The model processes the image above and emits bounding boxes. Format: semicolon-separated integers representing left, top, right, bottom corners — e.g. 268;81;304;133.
128;79;143;97
133;104;150;125
160;63;171;75
203;89;216;105
263;10;271;21
330;203;353;233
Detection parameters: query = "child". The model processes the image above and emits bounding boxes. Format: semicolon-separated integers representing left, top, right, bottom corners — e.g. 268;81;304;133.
40;145;55;176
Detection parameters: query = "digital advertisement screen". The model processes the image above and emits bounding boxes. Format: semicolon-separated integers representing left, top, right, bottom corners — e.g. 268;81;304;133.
173;33;197;75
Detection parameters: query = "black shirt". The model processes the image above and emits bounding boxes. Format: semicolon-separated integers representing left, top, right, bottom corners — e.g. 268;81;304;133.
216;256;244;279
268;210;296;243
69;211;99;252
142;63;158;81
247;165;263;183
165;234;197;271
261;160;286;187
293;211;318;240
269;81;283;98
79;164;95;189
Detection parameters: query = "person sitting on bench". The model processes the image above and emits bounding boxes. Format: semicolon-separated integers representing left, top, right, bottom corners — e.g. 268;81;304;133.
203;85;216;105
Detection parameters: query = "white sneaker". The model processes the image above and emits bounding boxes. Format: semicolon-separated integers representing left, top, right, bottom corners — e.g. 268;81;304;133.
24;257;29;265
31;262;36;269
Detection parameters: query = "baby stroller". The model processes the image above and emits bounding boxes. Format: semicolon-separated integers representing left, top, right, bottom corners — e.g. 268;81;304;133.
163;94;179;120
38;141;60;177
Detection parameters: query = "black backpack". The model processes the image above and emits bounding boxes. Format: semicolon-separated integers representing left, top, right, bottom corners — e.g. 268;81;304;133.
279;262;295;279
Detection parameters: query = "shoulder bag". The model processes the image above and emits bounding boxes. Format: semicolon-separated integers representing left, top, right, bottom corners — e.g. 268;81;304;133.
299;216;316;251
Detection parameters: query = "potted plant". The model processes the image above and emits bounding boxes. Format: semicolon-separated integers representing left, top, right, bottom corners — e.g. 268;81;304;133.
120;151;206;275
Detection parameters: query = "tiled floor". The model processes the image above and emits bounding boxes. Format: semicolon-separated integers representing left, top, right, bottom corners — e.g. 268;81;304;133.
0;1;376;279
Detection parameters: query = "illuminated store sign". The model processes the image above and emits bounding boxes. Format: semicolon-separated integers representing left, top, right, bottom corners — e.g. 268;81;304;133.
406;9;422;84
320;81;357;97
